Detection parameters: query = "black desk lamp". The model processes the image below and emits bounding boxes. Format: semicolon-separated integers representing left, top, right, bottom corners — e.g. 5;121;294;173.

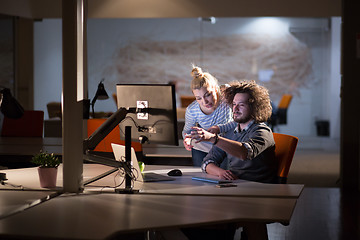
0;87;24;182
91;79;109;118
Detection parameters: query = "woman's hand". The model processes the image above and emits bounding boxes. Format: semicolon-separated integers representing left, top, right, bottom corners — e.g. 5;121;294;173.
183;137;193;151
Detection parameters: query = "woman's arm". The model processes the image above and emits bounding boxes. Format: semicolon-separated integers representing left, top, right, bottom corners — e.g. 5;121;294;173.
182;106;197;138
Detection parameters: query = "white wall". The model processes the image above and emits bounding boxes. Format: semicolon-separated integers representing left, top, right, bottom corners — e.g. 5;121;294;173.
329;17;341;139
34;19;62;116
34;17;341;142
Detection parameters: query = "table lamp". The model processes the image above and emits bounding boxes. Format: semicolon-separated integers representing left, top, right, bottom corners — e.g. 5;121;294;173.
91;79;109;118
0;87;24;183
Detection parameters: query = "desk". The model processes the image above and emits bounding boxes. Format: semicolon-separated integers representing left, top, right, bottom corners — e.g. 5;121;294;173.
142;143;191;158
0;192;297;240
142;141;192;165
0;164;304;240
1;164;303;198
0;137;191;165
0;137;62;156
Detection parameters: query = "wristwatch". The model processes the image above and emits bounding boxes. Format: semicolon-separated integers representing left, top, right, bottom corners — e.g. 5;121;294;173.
213;133;219;145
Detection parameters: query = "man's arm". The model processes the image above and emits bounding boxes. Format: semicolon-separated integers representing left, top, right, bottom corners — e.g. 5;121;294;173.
187;126;248;160
205;162;238;180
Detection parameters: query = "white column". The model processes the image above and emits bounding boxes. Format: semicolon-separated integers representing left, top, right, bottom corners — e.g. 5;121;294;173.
62;0;87;193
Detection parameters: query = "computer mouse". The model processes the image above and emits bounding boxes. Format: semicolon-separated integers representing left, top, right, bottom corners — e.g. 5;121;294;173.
167;169;182;176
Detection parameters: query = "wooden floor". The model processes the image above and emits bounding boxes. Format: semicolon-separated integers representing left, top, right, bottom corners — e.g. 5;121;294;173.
258;147;359;240
263;187;359;240
234;145;359;240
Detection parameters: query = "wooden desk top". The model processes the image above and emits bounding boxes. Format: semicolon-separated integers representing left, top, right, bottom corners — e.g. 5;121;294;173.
0;192;297;240
1;164;304;198
0;164;303;239
0;190;58;219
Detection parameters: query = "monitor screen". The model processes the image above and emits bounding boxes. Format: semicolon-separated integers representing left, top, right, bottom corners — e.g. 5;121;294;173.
116;84;178;146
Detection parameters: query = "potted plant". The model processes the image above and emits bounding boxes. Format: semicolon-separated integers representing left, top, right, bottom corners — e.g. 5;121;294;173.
31;151;61;188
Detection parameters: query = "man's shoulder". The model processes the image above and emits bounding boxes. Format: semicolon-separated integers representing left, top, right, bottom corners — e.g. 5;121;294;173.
250;122;271;131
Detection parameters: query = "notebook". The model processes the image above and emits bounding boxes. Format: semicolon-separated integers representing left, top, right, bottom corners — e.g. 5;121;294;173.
111;143;175;182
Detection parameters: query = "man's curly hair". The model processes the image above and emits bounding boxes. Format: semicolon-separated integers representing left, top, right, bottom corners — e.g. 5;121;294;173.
223;80;272;123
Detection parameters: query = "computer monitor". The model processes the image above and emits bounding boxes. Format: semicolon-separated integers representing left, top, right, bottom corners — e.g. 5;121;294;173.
83;83;178;190
116;84;178;146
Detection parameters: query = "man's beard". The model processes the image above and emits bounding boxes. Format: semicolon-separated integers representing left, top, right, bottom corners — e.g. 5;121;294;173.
234;112;252;124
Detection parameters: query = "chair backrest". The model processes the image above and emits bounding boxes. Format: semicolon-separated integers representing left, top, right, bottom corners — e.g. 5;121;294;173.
276;94;293;124
180;96;195;108
87;119;142;153
273;132;298;184
46;102;62;119
277;94;292;109
1;110;44;137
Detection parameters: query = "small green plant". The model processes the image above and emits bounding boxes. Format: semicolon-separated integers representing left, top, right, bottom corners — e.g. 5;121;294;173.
31;151;61;168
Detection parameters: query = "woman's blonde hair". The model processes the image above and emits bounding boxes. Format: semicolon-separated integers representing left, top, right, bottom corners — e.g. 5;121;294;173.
190;65;218;91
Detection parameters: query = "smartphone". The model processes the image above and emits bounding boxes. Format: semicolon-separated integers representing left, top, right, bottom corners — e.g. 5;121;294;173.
216;183;237;188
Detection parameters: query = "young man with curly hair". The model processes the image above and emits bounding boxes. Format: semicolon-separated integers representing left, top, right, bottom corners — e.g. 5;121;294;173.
186;79;278;183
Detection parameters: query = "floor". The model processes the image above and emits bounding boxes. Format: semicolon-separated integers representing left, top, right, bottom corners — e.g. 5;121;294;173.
261;137;359;240
287;148;340;188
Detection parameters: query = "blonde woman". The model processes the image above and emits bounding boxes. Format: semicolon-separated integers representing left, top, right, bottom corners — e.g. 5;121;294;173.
182;65;236;166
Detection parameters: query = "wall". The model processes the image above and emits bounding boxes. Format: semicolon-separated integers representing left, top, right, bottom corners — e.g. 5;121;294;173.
34;19;62;112
34;17;341;143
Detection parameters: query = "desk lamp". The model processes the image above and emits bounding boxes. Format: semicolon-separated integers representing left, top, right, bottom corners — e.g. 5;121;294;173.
0;87;24;182
91;79;109;118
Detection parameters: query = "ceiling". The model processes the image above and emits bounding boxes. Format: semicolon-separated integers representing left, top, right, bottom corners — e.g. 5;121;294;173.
0;0;341;19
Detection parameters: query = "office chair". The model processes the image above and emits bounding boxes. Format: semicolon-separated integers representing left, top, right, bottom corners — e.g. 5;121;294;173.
1;110;44;137
46;102;62;119
268;94;293;131
239;132;299;239
273;132;298;184
180;96;196;108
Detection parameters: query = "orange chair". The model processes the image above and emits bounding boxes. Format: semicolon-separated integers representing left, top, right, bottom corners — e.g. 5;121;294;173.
273;132;298;184
277;94;292;109
1;110;44;137
277;94;292;124
87;119;142;153
180;96;195;108
268;94;293;130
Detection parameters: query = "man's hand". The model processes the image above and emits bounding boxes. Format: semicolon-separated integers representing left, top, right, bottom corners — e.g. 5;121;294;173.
205;163;238;180
207;125;220;134
190;127;216;143
218;169;238;180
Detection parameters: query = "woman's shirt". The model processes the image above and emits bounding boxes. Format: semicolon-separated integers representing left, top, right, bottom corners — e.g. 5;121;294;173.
182;100;236;152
